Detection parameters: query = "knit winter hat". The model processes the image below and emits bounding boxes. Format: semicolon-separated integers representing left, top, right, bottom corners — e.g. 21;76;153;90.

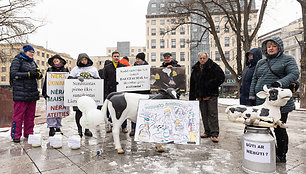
23;45;35;53
136;52;145;61
123;56;129;62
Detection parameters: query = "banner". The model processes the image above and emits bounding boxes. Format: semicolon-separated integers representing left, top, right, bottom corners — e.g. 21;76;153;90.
46;72;69;118
116;65;151;92
135;99;200;145
64;79;104;106
150;67;186;92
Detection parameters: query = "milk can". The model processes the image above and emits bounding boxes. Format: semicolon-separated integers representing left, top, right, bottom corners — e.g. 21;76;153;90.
50;132;63;149
242;126;276;174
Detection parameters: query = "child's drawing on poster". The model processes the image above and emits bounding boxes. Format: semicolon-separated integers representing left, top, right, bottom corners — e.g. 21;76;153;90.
135;99;200;145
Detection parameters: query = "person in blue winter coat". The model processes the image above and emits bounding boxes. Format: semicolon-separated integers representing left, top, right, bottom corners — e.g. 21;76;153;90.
42;55;69;136
239;48;262;106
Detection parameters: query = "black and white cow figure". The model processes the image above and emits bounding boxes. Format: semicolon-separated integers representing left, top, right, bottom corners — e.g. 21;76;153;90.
101;88;180;154
225;85;292;128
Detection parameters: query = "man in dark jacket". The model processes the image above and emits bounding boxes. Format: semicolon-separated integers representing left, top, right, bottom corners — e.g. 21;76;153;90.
189;52;225;143
160;52;181;68
240;48;262;106
9;45;42;143
102;51;127;133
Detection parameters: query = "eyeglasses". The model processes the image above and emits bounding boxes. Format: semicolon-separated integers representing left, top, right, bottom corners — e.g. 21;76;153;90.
113;56;120;57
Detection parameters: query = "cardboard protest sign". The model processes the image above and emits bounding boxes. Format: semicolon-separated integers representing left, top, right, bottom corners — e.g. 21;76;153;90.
46;72;70;118
64;79;104;106
244;140;271;163
116;65;151;92
135;99;200;145
150;67;186;92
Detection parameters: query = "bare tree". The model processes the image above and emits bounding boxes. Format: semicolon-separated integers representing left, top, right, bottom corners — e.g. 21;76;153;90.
297;0;306;108
162;0;268;88
0;0;43;61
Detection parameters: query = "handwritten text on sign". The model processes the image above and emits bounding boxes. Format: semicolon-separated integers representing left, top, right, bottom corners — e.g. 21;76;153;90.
64;79;104;106
135;99;200;145
47;72;70;118
244;140;271;163
116;65;150;92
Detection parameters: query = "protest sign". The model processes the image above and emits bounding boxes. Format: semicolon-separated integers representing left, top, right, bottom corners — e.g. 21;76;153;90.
64;79;104;106
150;67;186;92
116;65;151;92
46;72;69;118
135;99;200;145
244;140;271;163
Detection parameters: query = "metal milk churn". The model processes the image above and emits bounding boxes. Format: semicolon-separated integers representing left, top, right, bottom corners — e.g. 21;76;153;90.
242;126;276;174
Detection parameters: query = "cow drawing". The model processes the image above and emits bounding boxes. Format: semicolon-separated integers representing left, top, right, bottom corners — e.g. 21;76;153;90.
225;85;292;128
101;88;180;154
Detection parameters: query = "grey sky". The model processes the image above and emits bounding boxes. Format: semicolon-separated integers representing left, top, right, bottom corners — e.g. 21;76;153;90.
29;0;302;59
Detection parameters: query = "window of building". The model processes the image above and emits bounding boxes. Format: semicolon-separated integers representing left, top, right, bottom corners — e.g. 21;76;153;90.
160;53;164;61
180;52;185;61
131;49;134;52
151;28;156;36
151;40;156;49
171;29;176;35
215;17;220;22
171;39;176;48
171;52;176;60
224;16;228;22
171;19;176;24
138;49;141;52
1;58;7;63
1;76;6;82
180;39;185;48
248;25;252;32
160;3;165;8
42;61;45;66
225;68;231;74
160;28;165;35
151;20;156;25
2;67;6;72
160;39;165;48
225;37;230;47
224;26;229;33
2;49;7;54
108;50;111;53
151;3;156;7
225;51;230;60
42;52;45;57
180;27;185;34
215;51;220;61
160;20;165;25
37;60;40;65
215;26;220;33
47;54;49;58
151;53;156;62
179;18;185;24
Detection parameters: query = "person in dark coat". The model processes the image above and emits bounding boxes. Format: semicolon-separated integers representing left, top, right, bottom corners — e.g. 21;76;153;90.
249;37;299;163
102;51;127;133
189;52;225;143
9;45;42;143
160;52;181;68
68;53;100;137
42;55;69;136
239;48;262;106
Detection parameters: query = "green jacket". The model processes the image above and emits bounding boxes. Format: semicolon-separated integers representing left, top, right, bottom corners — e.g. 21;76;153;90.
249;36;299;113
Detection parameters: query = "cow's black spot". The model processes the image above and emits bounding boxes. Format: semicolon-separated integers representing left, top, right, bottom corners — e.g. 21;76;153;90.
109;94;127;120
269;89;278;101
252;108;258;112
229;107;247;113
229;108;235;113
246;113;251;117
260;108;270;116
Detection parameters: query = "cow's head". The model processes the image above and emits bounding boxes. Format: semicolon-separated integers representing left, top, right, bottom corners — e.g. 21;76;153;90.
151;88;180;99
256;85;292;107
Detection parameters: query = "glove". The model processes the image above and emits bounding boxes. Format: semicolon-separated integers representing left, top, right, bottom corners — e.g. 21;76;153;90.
78;76;85;82
250;99;256;106
28;70;38;79
270;81;281;88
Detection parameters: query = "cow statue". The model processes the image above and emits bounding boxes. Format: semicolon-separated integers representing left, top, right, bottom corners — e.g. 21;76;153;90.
101;88;180;154
225;85;292;128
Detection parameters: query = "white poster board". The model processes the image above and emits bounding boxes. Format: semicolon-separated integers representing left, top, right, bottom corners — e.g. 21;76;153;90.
135;99;200;145
64;79;104;106
116;65;151;92
244;140;271;163
46;72;70;118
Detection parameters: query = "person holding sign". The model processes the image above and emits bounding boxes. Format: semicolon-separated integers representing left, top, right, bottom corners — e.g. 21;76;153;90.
189;52;225;143
102;51;127;133
68;53;100;137
42;55;69;136
9;45;42;143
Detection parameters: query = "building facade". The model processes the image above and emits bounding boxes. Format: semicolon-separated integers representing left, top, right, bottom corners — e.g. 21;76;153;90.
106;42;146;57
0;43;76;89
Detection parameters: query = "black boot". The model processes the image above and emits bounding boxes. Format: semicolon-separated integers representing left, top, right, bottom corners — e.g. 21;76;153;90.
84;129;93;137
75;110;83;137
49;127;56;136
56;128;63;135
